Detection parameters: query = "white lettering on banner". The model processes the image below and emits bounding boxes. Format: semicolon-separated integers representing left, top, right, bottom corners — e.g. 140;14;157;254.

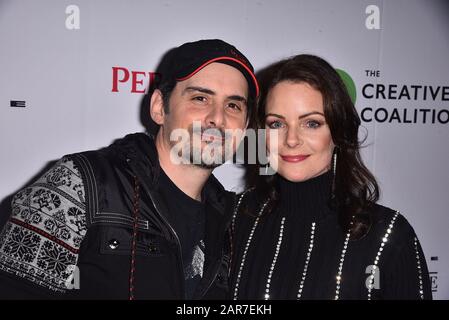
365;5;380;30
65;5;80;30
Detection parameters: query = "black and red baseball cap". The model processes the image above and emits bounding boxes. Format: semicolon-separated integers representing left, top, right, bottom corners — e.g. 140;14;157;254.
158;39;259;99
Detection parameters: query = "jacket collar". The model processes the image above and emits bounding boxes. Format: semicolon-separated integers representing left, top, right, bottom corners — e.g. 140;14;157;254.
111;132;231;217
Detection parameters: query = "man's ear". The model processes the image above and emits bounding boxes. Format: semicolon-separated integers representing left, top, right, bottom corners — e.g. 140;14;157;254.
150;89;165;125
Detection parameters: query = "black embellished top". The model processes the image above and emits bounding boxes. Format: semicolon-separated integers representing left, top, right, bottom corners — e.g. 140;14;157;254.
230;171;432;300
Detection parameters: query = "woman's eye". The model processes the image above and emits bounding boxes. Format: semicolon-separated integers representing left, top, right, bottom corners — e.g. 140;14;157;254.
267;120;284;129
305;120;321;129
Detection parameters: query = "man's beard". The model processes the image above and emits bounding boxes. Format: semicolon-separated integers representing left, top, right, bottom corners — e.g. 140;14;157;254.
190;140;225;169
169;124;234;169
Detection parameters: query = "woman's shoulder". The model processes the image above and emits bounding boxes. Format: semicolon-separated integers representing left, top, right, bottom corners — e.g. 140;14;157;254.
235;188;254;206
367;203;419;248
235;186;274;211
232;188;268;227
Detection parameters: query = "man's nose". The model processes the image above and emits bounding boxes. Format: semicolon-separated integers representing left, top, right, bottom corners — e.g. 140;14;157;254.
205;104;225;128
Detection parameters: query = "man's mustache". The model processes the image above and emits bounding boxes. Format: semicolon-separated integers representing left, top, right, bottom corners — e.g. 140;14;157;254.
193;127;227;142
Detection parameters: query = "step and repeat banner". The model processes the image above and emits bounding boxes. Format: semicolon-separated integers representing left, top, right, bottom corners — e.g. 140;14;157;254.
1;0;448;299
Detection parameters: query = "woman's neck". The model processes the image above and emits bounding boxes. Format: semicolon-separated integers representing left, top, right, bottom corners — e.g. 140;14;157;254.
277;171;333;221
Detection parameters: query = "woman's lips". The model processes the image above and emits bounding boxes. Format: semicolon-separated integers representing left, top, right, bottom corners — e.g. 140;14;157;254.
280;154;310;163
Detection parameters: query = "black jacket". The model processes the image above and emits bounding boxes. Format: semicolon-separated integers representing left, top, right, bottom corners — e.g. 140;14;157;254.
0;133;235;299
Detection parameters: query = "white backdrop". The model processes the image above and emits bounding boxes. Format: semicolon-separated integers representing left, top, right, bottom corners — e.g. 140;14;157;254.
1;0;448;299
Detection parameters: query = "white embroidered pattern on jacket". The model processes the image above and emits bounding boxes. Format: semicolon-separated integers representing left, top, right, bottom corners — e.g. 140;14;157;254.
0;157;87;292
334;217;354;300
414;237;425;299
231;188;254;234
367;211;399;300
233;199;269;300
297;222;316;299
264;217;286;300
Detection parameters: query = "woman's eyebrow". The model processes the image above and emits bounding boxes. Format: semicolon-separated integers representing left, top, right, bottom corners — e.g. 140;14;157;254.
265;113;285;119
265;111;324;120
298;111;325;119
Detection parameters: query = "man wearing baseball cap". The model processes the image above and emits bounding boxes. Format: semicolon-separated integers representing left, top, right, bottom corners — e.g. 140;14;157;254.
0;39;258;299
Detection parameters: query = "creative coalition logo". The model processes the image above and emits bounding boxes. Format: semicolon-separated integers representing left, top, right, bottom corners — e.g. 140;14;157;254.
336;69;449;124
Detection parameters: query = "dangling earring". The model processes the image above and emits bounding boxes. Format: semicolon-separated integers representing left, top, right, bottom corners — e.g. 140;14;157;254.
331;148;338;200
332;150;337;177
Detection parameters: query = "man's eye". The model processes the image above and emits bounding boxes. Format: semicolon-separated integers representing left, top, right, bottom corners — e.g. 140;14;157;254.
193;96;207;102
267;120;284;129
227;103;242;111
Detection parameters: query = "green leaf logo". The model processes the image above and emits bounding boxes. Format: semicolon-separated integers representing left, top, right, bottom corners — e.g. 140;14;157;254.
336;69;357;104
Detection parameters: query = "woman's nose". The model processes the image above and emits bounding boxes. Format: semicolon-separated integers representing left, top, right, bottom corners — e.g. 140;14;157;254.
285;127;303;148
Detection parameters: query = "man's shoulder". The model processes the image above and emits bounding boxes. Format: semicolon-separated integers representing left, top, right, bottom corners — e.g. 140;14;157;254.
68;132;153;163
0;157;87;293
0;132;155;295
60;132;157;185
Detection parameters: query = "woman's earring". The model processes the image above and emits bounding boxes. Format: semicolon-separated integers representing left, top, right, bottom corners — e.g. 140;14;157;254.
332;151;337;177
331;149;338;200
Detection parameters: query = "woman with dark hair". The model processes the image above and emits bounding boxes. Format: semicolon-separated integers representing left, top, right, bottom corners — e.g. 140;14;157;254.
230;54;432;300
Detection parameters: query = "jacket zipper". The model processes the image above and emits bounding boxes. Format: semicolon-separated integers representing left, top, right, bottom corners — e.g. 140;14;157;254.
129;160;186;299
146;185;186;299
129;158;234;300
